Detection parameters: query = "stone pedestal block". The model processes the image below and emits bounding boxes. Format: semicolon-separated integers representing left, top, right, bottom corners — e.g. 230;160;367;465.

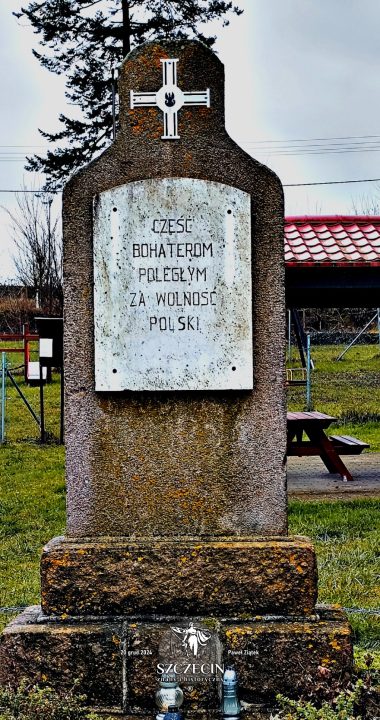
41;536;317;617
0;606;352;715
0;607;123;710
223;609;353;703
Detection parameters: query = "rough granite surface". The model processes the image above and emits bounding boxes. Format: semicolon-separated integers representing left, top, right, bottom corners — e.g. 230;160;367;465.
0;607;352;713
41;536;317;617
223;609;353;703
0;607;122;708
63;39;286;537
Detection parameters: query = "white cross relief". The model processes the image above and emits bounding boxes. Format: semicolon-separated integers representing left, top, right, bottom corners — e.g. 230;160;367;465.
130;58;210;140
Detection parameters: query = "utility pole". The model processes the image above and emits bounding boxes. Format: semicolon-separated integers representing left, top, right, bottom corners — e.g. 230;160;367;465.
39;194;54;314
46;195;53;314
122;0;131;56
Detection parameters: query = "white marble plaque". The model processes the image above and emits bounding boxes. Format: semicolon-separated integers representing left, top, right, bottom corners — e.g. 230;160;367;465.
93;178;252;391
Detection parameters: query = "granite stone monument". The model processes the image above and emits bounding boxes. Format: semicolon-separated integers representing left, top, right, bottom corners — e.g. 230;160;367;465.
0;40;352;718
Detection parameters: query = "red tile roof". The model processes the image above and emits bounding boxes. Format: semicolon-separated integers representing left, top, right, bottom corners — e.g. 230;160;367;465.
285;216;380;267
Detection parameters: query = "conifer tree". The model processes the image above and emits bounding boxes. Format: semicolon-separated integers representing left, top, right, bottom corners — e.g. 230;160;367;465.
15;1;242;190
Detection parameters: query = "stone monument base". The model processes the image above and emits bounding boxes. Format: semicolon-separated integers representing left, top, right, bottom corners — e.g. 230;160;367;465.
40;535;318;617
0;536;352;715
0;605;352;715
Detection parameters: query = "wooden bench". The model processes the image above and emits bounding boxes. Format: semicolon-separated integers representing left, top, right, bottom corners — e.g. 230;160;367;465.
287;411;370;481
329;435;370;455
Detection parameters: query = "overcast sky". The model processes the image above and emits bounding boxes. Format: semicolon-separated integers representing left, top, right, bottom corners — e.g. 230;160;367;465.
2;0;380;280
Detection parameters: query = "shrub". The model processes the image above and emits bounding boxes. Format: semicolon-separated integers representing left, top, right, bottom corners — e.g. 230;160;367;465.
0;682;114;720
271;655;380;720
0;296;39;333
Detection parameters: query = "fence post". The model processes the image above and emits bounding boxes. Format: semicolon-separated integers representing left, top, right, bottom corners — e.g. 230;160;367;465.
287;309;292;363
23;323;29;383
1;352;6;443
306;334;312;411
60;365;64;445
39;363;45;444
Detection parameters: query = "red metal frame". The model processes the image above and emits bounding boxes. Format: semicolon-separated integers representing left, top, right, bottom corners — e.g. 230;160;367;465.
0;323;39;382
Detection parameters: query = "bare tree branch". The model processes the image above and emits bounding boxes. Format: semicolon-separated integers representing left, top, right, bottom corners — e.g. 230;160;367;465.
2;187;63;314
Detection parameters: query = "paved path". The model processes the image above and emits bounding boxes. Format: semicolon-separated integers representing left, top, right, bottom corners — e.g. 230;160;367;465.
287;452;380;499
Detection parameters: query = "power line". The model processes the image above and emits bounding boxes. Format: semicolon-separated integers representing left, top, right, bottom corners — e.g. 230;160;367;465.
3;135;380;161
243;144;380;158
0;190;47;193
6;147;380;159
239;133;380;158
1;177;380;192
2;135;380;146
246;140;380;149
241;133;380;142
254;148;380;158
284;178;380;187
0;168;380;193
2;135;380;147
2;135;380;148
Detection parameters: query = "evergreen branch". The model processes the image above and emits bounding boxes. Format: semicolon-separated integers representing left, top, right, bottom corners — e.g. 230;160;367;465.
16;0;243;187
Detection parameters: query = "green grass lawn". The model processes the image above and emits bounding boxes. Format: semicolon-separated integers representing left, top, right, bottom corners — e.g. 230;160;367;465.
0;442;65;631
1;343;61;443
0;347;65;630
289;499;380;649
0;344;379;655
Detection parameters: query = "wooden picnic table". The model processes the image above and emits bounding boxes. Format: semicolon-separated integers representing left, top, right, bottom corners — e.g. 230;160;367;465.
287;410;364;482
